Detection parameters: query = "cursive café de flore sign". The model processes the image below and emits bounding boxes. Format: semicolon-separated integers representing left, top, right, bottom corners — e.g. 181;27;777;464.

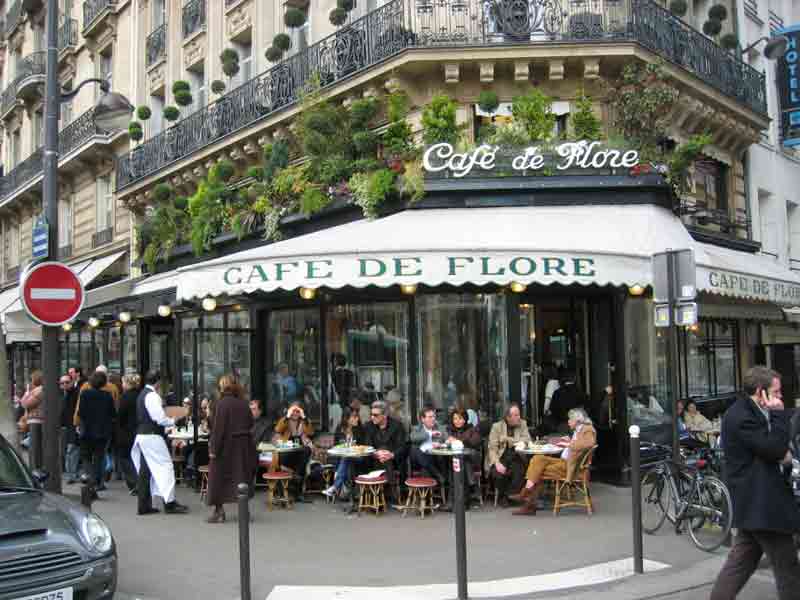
422;141;641;177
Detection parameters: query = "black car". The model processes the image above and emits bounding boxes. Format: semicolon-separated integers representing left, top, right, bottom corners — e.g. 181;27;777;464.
0;433;117;600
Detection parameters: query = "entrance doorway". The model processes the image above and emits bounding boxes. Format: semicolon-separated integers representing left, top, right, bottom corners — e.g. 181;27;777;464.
190;327;255;409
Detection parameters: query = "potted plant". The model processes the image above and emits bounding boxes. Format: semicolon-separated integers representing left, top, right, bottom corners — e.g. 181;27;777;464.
478;90;500;114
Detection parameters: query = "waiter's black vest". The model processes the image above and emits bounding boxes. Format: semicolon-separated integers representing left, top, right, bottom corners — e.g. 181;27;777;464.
136;387;164;436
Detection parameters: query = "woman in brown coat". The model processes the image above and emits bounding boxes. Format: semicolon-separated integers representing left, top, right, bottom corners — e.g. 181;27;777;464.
206;375;255;523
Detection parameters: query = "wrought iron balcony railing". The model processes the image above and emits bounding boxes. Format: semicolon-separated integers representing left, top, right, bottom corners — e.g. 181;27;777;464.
183;0;206;39
115;0;768;191
58;18;78;52
5;0;21;37
224;0;240;7
83;0;116;32
679;201;751;239
146;22;168;67
3;147;43;201
17;51;47;83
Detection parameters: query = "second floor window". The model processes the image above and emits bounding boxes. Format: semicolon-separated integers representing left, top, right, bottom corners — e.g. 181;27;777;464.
96;175;113;233
150;95;164;137
691;158;728;212
11;131;20;170
32;111;43;151
97;52;112;100
59;197;72;249
153;0;166;28
230;41;252;89
7;222;19;267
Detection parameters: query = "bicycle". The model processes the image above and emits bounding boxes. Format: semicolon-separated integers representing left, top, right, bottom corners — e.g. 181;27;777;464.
640;442;733;552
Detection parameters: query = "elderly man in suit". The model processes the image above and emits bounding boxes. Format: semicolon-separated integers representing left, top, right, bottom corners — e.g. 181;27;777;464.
486;403;531;507
710;366;800;600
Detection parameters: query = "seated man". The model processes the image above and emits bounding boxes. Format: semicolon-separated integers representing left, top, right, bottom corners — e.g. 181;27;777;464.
409;405;447;485
486;403;531;507
273;400;315;501
363;400;407;503
511;408;597;515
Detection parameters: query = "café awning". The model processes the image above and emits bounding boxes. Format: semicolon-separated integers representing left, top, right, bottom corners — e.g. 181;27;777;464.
176;205;697;300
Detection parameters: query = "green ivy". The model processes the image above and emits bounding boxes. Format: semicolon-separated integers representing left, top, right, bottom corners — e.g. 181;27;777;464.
667;133;713;196
350;168;396;219
384;91;414;159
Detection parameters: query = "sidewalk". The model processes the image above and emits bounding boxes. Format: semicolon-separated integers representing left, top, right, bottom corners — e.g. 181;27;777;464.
70;476;764;600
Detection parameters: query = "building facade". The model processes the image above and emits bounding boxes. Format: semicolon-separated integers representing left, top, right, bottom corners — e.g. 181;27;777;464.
1;0;798;478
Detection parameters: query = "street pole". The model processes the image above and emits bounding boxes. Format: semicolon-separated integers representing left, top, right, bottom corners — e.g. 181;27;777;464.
629;425;643;575
452;455;468;600
41;0;62;494
666;252;680;462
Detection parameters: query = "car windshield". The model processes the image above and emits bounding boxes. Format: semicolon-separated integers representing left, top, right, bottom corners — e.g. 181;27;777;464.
0;439;34;489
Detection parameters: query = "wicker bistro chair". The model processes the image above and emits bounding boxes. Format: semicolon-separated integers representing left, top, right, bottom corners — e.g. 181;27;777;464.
198;465;209;502
546;445;598;516
263;470;294;511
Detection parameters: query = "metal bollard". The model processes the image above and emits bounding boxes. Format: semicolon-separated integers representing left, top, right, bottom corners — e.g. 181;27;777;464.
79;473;93;509
452;456;468;600
237;482;252;600
629;426;643;575
29;421;43;470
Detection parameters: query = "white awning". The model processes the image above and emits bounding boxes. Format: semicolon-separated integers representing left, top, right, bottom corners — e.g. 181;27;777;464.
176;205;697;301
695;244;800;307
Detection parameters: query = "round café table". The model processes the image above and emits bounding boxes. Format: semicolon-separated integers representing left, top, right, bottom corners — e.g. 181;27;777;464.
425;447;478;511
256;443;307;472
327;446;376;514
515;444;564;456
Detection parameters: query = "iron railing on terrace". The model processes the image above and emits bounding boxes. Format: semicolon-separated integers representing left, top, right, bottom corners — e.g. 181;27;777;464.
115;0;768;191
4;0;21;37
0;51;47;114
83;0;116;32
58;18;78;52
146;22;168;67
182;0;206;39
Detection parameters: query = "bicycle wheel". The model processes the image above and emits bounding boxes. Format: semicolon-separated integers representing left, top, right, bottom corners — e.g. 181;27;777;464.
686;475;733;552
641;469;668;534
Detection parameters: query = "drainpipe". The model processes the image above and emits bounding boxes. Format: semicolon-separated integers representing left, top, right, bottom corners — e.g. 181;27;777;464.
743;148;753;241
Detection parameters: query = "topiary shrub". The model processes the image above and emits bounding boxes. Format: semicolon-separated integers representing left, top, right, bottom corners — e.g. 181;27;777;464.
708;4;727;21
153;183;173;203
136;106;152;120
511;88;556;143
349;97;379;129
273;33;291;51
211;80;226;94
337;0;355;10
164;106;180;122
220;48;239;64
668;0;688;16
353;130;378;156
421;94;462;146
703;18;722;36
172;80;190;95
720;33;738;50
284;7;306;28
222;60;240;78
329;7;347;26
174;89;193;107
265;46;283;63
477;90;500;114
128;121;143;141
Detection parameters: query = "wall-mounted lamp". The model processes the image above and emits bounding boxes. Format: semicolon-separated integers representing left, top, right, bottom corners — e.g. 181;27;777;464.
628;284;646;296
62;322;73;332
157;304;173;317
119;311;132;323
509;281;527;293
201;297;217;312
400;284;417;295
299;287;316;301
742;35;789;60
88;317;100;328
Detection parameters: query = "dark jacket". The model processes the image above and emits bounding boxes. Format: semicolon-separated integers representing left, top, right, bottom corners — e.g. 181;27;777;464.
251;415;273;449
722;394;800;533
61;388;78;429
77;388;116;442
363;417;406;455
550;383;584;423
208;394;256;506
334;424;365;446
116;388;140;450
448;423;481;450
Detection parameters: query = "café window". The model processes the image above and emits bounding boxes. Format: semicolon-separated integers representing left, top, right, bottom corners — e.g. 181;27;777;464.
326;302;410;429
679;319;739;399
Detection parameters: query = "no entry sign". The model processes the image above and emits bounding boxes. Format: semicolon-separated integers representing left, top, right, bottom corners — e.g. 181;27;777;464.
20;262;84;326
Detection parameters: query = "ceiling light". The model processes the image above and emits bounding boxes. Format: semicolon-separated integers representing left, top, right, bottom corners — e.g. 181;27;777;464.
88;317;100;328
509;281;527;293
400;284;417;295
119;311;132;323
299;287;316;300
62;322;73;332
157;304;172;317
202;297;217;312
628;284;646;296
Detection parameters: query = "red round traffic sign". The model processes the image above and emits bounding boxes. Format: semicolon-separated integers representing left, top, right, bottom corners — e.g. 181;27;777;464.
20;262;85;326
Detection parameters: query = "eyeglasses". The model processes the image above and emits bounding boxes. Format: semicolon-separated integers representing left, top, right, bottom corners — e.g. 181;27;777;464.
370;413;382;418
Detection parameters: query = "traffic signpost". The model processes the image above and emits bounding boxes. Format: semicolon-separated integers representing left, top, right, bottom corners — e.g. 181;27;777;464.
20;262;84;326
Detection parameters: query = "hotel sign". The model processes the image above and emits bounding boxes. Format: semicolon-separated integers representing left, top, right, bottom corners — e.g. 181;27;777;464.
777;26;800;147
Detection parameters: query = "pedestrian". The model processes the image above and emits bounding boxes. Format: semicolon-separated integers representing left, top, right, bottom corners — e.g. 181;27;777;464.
77;370;116;491
116;374;141;494
60;374;80;484
20;371;44;460
710;366;800;600
206;375;255;523
131;370;189;515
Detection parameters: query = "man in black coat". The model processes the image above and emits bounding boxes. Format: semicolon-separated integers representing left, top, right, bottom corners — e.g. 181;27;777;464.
710;366;800;600
548;372;583;432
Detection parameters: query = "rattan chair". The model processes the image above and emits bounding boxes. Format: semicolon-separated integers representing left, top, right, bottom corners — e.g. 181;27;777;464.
548;445;597;516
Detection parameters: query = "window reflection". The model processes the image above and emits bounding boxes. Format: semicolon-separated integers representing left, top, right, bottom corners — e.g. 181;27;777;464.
107;326;121;373
124;325;138;375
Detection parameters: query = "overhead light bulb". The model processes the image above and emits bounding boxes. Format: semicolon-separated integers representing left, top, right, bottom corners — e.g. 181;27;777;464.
119;311;132;323
299;287;316;300
88;317;100;328
509;281;527;293
400;284;417;295
62;322;73;332
202;297;217;312
628;284;646;296
157;304;172;317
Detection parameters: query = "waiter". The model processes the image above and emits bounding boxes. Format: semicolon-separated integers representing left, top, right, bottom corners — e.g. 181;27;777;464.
131;370;189;515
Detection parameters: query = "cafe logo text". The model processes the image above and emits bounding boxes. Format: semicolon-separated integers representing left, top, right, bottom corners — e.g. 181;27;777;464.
422;141;640;178
707;270;800;304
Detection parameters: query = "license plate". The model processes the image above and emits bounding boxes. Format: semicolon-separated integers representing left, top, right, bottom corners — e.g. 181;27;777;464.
13;588;73;600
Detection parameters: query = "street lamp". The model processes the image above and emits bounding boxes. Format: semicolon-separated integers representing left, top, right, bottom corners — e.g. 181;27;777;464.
742;35;789;60
37;0;134;493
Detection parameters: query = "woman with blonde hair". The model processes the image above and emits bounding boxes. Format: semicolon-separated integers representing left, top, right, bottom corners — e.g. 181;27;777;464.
206;374;255;523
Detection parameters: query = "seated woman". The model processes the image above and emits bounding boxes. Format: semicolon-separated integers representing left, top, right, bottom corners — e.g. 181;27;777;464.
447;406;482;508
677;400;708;449
682;400;712;444
510;408;596;516
273;400;315;500
323;408;364;499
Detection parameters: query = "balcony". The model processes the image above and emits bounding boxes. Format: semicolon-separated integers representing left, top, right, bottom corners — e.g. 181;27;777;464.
679;201;757;251
83;0;116;36
115;0;768;191
182;0;205;39
58;18;78;54
146;23;167;68
15;52;46;101
4;0;22;39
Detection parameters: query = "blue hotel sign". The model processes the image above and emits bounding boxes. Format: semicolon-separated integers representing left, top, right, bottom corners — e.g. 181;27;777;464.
777;26;800;147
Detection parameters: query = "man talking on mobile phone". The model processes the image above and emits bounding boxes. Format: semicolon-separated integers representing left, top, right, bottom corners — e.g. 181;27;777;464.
711;366;800;600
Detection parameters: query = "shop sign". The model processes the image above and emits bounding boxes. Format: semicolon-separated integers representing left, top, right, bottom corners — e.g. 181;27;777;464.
777;26;800;147
422;141;640;178
704;269;800;305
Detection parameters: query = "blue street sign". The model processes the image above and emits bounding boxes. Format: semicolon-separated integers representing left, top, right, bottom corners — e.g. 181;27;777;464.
32;217;49;260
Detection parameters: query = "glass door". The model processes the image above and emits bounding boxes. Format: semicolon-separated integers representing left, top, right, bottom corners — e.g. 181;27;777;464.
149;328;175;403
191;327;255;417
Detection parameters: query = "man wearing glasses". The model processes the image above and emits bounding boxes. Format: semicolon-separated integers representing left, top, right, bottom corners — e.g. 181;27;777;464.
363;400;407;504
60;374;80;484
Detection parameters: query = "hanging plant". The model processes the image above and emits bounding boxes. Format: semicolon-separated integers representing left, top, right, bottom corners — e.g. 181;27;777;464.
164;106;180;122
329;7;348;26
265;46;283;63
273;33;291;52
477;90;500;114
720;33;738;51
703;18;722;36
211;79;226;95
666;133;713;196
128;121;143;141
668;0;688;16
246;166;265;181
153;183;173;203
300;187;331;216
284;7;307;28
349;169;396;219
173;196;189;211
383;91;413;160
136;106;152;120
708;4;728;21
